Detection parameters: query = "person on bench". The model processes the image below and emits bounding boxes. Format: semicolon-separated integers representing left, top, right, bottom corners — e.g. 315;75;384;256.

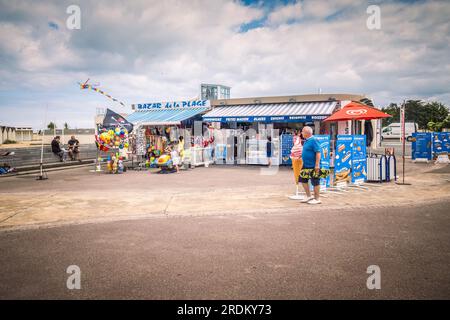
51;136;67;162
68;135;81;162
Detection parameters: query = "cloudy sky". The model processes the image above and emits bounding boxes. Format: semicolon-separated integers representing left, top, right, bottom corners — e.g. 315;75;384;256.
0;0;449;129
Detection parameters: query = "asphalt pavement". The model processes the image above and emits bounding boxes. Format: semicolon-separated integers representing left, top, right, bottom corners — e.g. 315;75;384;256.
1;199;449;299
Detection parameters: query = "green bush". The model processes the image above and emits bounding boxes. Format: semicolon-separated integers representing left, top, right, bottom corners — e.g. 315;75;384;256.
2;140;17;144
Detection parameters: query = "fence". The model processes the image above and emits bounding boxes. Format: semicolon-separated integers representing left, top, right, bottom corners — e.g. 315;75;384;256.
0;144;99;168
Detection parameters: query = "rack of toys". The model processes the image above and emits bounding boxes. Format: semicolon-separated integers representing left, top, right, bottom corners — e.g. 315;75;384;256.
127;125;189;173
94;126;131;174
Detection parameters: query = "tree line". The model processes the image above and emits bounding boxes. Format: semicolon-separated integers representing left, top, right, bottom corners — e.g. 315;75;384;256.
381;100;449;131
47;122;70;130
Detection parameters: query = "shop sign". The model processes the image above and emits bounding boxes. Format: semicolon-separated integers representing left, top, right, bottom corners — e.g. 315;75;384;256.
202;115;330;123
134;100;210;110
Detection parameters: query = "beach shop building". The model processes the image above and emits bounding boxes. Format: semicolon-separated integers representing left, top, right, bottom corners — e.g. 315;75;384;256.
202;93;377;165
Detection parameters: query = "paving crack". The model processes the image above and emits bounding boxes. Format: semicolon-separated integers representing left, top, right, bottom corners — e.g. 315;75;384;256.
0;210;23;225
163;195;174;216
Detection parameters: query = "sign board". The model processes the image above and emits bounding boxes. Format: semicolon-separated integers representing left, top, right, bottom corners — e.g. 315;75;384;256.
132;100;210;111
203;115;328;123
335;135;353;187
281;134;293;165
215;144;227;162
351;135;367;185
433;132;450;155
335;135;367;186
315;135;331;189
411;132;432;161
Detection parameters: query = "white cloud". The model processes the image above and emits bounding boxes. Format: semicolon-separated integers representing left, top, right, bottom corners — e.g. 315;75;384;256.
0;0;450;129
267;1;302;26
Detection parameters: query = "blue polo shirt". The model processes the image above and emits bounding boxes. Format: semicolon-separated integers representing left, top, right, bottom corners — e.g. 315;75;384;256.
302;136;321;168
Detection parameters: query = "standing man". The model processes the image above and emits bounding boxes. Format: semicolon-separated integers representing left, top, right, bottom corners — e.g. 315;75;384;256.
300;126;322;204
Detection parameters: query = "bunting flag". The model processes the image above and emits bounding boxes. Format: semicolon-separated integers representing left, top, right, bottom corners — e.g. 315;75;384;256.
80;83;126;107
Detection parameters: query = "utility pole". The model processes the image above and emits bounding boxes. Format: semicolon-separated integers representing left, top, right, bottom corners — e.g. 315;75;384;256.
396;100;411;185
37;104;49;180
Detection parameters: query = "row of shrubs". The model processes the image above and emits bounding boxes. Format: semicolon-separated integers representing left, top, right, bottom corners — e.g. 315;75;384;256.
1;140;17;144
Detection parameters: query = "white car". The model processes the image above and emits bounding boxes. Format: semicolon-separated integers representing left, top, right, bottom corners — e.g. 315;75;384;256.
382;122;418;140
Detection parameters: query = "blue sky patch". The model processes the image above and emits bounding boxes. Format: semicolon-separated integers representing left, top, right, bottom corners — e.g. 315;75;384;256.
48;21;59;30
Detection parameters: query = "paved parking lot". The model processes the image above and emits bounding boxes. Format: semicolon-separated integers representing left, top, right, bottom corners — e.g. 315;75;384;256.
0;161;449;230
1;162;449;299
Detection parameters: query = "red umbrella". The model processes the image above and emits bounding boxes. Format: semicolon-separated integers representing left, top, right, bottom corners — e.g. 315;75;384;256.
324;101;392;122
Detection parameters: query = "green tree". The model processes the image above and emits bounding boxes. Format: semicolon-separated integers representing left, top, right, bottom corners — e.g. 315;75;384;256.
443;115;450;129
411;100;448;130
424;101;448;125
64;122;69;130
427;113;450;132
47;122;56;130
382;100;449;130
381;103;400;127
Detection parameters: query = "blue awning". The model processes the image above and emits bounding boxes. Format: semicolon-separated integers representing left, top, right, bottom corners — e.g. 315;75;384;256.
202;101;338;123
126;108;208;125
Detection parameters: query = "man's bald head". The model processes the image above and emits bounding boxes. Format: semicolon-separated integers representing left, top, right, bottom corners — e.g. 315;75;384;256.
302;126;313;139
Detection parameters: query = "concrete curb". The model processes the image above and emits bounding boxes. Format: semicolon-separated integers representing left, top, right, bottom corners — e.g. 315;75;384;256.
1;196;449;234
0;161;96;178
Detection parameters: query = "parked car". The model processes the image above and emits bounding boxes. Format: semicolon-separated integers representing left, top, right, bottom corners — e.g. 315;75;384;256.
381;122;418;140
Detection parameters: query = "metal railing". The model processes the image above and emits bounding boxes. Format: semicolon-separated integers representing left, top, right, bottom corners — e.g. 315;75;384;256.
366;154;397;182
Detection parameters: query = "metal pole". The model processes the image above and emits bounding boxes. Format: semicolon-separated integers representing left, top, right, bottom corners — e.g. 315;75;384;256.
397;100;410;185
402;102;405;184
37;104;49;180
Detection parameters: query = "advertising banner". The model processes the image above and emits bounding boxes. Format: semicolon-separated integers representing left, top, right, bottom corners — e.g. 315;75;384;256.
335;135;353;187
315;135;331;188
411;132;432;160
433;132;450;155
351;135;367;185
214;144;227;163
281;134;293;165
335;135;367;186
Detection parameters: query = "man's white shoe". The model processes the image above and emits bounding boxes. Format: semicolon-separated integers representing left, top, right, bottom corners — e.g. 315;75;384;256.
300;196;314;203
307;199;322;205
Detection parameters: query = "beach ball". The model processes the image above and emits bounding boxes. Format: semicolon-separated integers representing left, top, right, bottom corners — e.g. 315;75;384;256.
157;154;170;165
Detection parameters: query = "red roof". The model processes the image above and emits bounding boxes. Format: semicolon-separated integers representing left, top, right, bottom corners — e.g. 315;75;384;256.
324;101;392;122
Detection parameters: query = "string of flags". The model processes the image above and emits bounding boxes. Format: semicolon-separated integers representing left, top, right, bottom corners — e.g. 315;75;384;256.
80;83;126;107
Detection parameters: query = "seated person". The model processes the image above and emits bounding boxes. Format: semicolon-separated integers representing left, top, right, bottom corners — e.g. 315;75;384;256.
67;135;81;161
51;136;67;162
